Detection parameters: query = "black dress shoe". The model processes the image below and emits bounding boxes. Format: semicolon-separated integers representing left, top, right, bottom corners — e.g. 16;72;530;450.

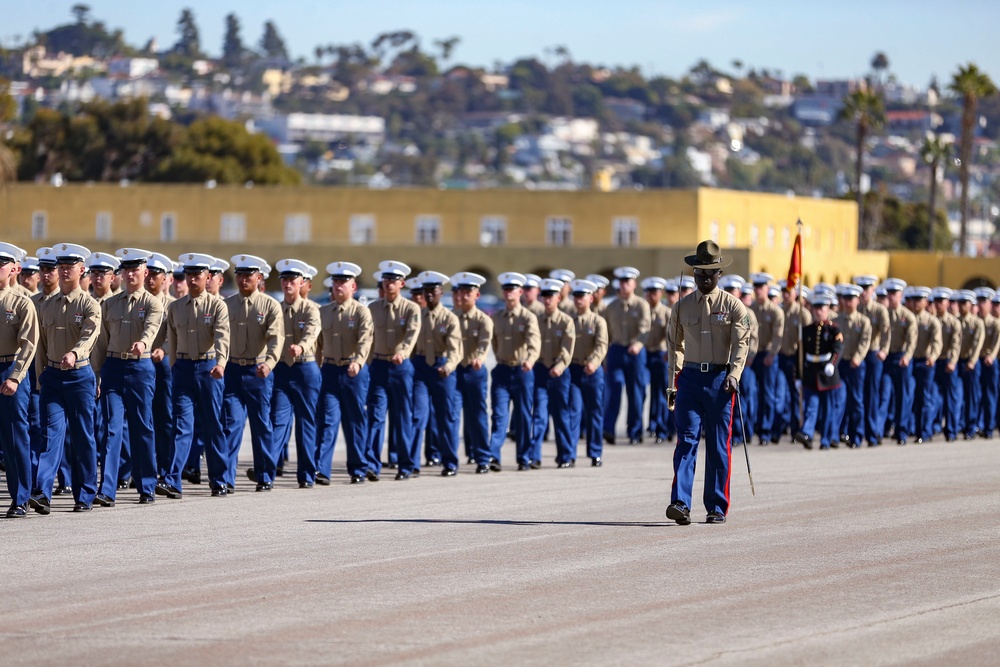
73;502;92;512
517;463;530;471
246;468;257;482
255;482;272;492
489;458;502;472
275;467;284;477
412;469;421;478
655;436;665;444
665;502;691;525
315;474;331;486
793;432;813;449
6;502;27;518
529;460;541;469
628;438;643;445
385;462;398;469
53;485;71;496
94;494;115;508
117;477;132;490
226;483;236;493
441;468;457;477
758;437;769;446
138;494;155;504
591;457;602;467
211;488;228;497
189;470;202;485
299;481;314;488
426;457;442;466
557;461;575;468
394;471;411;480
29;494;50;515
915;437;924;444
475;464;490;474
896;438;906;445
467;457;476;465
350;475;365;484
603;433;615;445
366;470;380;482
706;511;726;524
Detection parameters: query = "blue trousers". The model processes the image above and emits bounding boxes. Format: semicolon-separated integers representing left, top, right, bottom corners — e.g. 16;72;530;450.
1;361;32;506
752;354;779;441
886;353;913;441
366;358;416;475
912;360;937;440
959;361;981;437
603;344;646;441
979;359;999;436
935;360;961;439
37;366;97;505
646;351;669;439
735;364;756;444
489;364;533;465
416;357;460;471
98;358;156;499
863;352;885;443
152;356;172;480
541;369;573;464
457;364;490;465
317;363;370;478
672;369;734;516
530;362;551;462
570;364;605;460
412;358;434;463
838;361;867;445
272;361;321;484
802;385;841;447
223;364;275;486
168;359;225;491
774;353;801;439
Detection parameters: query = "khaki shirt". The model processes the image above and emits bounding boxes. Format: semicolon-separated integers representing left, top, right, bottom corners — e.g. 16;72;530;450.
572;310;609;367
937;311;962;366
537;308;575;373
0;285;39;384
780;302;813;355
31;288;59;308
958;313;985;361
558;298;576;316
415;305;462;374
523;300;546;320
225;291;283;369
979;314;1000;361
745;306;759;360
668;289;751;383
858;300;891;352
751;299;784;356
604;294;650;347
11;283;34;300
887;306;917;359
166;292;230;366
646;301;670;353
93;289;117;304
36;288;101;376
834;310;872;365
150;292;176;354
279;296;321;365
319;299;373;364
592;299;607;316
454;306;493;367
92;288;165;377
913;310;943;362
369;296;421;358
491;304;540;366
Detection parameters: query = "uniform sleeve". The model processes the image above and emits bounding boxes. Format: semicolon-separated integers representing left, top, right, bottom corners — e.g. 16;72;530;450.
353;306;373;364
831;325;845;364
8;297;38;385
300;302;321;355
875;309;891;351
854;318;872;364
166;303;178;368
727;300;751;382
490;313;500;354
212;299;230;367
34;302;47;386
523;312;541;367
635;299;651;346
262;299;283;369
553;317;575;374
475;314;492;364
71;296;102;363
440;314;461;374
138;295;165;354
926;317;942;363
946;318;961;364
970;320;985;360
588;317;609;367
768;306;784;355
666;302;685;388
902;314;918;361
91;299;111;380
397;302;421;357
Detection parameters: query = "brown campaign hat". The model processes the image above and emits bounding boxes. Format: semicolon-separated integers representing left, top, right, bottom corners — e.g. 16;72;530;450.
684;240;732;269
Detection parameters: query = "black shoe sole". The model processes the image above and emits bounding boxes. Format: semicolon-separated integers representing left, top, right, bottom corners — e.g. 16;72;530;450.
666;505;691;525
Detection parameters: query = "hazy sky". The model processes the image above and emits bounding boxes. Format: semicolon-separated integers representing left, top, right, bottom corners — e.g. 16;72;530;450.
4;1;996;87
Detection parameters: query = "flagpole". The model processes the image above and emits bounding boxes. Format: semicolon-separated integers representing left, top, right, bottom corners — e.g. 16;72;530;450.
797;219;804;429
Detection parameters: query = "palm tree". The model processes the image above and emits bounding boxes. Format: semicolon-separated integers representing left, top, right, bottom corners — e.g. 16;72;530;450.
949;63;997;254
920;133;952;252
839;86;885;247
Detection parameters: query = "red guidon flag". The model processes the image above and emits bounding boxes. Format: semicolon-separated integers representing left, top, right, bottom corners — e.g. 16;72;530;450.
786;231;802;290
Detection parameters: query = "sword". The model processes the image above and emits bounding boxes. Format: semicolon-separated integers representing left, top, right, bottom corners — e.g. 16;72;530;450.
736;390;756;497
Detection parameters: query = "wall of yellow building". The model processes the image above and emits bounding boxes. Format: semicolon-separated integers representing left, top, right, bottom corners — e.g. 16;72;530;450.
886;252;1000;289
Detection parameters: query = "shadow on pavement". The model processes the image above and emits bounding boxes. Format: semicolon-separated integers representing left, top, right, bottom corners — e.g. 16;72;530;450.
306;518;668;527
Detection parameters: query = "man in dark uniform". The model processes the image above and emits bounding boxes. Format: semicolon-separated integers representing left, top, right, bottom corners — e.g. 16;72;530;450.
665;241;751;525
794;293;843;449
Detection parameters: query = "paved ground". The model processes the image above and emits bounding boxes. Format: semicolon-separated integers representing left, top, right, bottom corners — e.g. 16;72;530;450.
2;436;999;666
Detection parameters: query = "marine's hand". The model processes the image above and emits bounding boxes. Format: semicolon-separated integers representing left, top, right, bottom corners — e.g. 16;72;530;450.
722;375;739;393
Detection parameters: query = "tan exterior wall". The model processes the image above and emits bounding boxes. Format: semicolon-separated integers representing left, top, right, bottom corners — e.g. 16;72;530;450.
888;252;1000;290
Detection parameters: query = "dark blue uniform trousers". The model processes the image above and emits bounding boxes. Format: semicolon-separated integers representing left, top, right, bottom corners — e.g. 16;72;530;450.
542;369;574;464
735;363;756;444
935;360;961;439
152;356;172;480
37;366;97;505
271;360;320;484
802;385;841;447
168;359;224;491
912;360;938;440
412;357;434;463
415;357;460;471
863;351;885;443
774;353;801;440
752;354;779;441
978;359;999;436
886;353;913;441
457;364;490;465
646;351;670;439
98;357;157;499
489;364;533;465
570;364;605;460
603;344;646;441
223;363;275;486
530;362;552;462
366;358;416;475
317;363;369;479
838;360;866;445
671;369;734;516
959;361;981;437
0;361;32;506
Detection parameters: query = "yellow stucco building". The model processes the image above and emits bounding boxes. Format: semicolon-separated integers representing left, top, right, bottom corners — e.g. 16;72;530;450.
0;183;890;290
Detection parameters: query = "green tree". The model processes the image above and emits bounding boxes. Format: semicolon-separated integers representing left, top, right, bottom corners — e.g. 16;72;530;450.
71;3;91;25
919;133;952;252
433;36;460;69
870;52;889;88
0;78;16;184
173;8;202;58
259;20;288;60
839;87;885;247
222;13;244;68
949;63;997;254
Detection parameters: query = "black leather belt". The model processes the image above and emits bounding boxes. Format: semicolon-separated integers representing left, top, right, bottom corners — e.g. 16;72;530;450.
323;358;354;367
684;362;729;373
0;354;18;363
371;353;393;361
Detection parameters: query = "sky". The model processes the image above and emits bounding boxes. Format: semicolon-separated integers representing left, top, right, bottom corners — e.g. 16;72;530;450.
3;0;997;87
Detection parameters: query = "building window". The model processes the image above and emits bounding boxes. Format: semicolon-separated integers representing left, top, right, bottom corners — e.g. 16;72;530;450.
415;215;441;245
709;220;719;243
750;224;759;248
766;225;775;249
726;222;736;248
480;216;507;246
782;227;791;249
31;211;48;240
349;214;376;245
285;214;311;244
220;213;246;242
612;217;639;247
160;213;176;242
546;216;572;246
96;212;113;241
